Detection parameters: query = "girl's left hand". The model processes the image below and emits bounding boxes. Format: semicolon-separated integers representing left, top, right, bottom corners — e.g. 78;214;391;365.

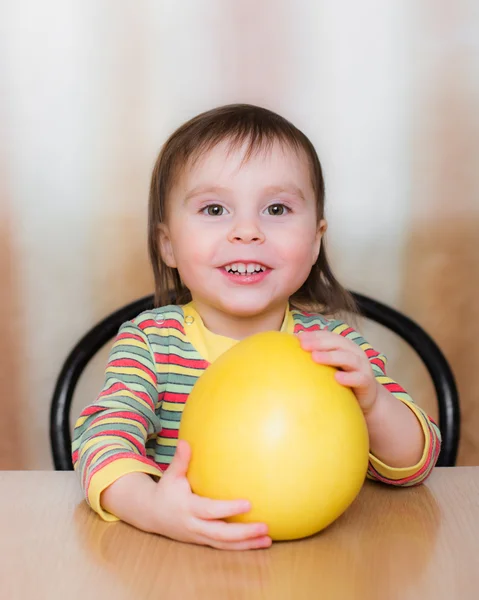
297;330;381;415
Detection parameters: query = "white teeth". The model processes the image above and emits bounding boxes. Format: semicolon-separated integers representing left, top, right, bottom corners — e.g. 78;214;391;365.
224;262;266;274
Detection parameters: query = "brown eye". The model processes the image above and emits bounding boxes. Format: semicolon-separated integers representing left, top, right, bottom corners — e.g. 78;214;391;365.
204;204;225;216
267;204;287;216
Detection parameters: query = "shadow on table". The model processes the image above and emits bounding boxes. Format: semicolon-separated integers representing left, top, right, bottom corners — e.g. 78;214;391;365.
73;483;441;600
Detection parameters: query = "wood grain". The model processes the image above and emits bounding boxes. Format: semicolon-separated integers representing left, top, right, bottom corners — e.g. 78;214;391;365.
1;469;479;599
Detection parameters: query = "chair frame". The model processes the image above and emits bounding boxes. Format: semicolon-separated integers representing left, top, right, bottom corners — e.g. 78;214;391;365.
50;292;460;470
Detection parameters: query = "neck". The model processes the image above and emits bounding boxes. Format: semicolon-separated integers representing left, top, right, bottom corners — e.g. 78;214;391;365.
191;300;288;340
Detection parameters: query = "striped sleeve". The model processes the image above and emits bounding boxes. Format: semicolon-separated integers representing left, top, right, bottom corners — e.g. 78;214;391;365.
71;320;163;521
328;321;442;486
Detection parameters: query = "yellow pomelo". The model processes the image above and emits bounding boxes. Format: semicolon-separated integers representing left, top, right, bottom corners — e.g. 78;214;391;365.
178;331;369;540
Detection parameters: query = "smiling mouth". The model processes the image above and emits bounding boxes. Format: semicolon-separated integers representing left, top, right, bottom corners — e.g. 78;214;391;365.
222;262;268;275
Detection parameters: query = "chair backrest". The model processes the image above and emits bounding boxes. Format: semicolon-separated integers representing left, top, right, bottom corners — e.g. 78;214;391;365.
50;292;460;470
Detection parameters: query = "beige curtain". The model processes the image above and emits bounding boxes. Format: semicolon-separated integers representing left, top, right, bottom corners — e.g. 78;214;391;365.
1;0;477;468
401;2;479;464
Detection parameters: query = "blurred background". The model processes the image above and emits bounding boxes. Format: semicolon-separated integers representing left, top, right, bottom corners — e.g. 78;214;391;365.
1;0;478;469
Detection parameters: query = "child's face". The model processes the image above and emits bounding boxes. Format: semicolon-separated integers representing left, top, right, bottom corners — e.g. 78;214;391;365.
159;139;326;321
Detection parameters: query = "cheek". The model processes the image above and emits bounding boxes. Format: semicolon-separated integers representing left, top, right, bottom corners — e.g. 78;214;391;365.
171;223;217;264
276;224;318;260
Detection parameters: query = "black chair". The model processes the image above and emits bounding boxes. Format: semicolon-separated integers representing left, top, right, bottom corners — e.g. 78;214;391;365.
50;292;460;471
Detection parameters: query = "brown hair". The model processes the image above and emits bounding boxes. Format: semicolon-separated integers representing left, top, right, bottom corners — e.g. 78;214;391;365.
148;104;356;316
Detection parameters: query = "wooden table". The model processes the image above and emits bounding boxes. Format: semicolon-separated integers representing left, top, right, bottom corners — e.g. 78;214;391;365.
1;469;479;599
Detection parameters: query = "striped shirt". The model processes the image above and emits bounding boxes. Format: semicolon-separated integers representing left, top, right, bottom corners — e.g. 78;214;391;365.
72;304;442;521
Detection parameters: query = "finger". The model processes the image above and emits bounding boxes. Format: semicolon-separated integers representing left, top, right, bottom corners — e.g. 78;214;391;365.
192;495;251;520
193;518;269;543
204;535;273;551
299;331;360;353
335;370;372;389
311;349;363;371
165;439;191;478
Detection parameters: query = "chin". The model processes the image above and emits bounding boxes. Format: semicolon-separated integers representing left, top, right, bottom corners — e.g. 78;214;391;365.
217;297;279;319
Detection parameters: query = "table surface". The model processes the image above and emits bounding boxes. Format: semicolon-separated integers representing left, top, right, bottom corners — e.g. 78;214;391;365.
1;469;479;600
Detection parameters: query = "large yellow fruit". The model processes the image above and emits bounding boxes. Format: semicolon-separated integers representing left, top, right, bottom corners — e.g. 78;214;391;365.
178;331;369;541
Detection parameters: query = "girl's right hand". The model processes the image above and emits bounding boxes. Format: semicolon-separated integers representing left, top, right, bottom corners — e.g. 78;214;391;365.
149;440;272;550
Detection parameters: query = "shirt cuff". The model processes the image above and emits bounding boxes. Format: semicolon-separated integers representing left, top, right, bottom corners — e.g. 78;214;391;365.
87;457;163;521
368;400;432;482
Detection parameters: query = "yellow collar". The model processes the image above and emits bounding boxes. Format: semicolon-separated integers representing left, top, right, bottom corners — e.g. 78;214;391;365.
182;302;294;364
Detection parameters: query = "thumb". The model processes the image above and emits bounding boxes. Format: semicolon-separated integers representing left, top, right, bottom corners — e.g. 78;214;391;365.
166;439;191;478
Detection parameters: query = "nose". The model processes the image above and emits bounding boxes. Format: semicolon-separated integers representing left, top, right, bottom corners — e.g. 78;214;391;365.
228;217;265;244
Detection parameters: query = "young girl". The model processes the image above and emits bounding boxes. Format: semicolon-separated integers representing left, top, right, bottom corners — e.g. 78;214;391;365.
72;104;441;550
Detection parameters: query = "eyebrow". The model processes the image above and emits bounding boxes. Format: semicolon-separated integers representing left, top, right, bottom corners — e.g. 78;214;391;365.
184;185;230;203
262;184;306;201
184;183;306;203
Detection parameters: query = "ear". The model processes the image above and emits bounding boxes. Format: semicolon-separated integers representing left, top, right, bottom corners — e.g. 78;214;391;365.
312;219;327;264
158;223;177;268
